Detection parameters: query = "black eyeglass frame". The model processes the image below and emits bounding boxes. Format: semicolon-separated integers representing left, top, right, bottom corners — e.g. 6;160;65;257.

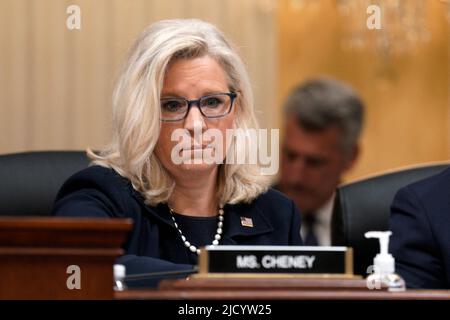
160;92;237;122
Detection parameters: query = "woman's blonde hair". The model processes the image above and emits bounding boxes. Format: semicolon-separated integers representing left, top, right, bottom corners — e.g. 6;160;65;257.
89;19;271;206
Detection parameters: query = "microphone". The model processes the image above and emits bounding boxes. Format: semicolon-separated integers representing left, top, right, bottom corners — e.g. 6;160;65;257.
124;266;198;281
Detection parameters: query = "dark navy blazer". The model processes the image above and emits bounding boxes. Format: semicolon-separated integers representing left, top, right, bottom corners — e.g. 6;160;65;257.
52;165;303;286
389;167;450;289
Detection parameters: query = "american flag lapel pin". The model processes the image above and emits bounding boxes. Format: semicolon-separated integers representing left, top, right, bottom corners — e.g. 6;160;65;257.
240;216;253;228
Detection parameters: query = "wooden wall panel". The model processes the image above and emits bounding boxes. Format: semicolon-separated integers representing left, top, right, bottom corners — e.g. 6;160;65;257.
0;0;277;153
277;0;449;181
1;0;447;181
0;0;31;151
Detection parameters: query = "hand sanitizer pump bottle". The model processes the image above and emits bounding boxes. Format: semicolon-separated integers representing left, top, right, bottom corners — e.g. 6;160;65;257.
365;231;406;292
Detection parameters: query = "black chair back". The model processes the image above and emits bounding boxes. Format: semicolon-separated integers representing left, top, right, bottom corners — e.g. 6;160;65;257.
0;151;90;216
332;162;449;276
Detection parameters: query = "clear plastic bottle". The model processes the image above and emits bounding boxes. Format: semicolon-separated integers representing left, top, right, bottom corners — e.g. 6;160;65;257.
113;264;127;291
365;231;406;292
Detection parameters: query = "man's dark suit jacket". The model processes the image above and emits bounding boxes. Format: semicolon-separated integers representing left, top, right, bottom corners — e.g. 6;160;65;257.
390;167;450;289
52;165;303;286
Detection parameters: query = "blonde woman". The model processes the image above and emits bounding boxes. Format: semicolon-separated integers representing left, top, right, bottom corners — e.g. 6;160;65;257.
53;19;302;286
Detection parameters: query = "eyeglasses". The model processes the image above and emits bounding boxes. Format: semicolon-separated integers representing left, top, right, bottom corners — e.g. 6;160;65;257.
160;92;237;122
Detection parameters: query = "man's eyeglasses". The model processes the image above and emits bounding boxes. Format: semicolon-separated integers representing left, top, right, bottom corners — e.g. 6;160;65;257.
160;92;237;122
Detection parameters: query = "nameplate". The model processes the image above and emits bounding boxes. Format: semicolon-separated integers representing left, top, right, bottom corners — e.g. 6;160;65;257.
198;245;353;275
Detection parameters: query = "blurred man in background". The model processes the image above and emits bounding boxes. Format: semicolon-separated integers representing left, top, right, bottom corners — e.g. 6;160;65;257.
277;77;365;246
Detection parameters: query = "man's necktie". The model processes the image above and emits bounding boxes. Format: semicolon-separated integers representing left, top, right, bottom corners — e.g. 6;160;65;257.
303;213;318;246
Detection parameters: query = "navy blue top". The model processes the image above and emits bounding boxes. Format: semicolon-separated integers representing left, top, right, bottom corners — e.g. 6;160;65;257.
390;167;450;289
52;165;303;287
171;212;219;265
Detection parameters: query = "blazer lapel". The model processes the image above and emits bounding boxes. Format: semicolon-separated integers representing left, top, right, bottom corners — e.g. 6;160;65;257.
130;189;192;262
130;188;176;229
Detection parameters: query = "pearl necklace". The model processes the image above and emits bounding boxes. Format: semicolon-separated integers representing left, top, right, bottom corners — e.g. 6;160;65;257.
169;205;224;255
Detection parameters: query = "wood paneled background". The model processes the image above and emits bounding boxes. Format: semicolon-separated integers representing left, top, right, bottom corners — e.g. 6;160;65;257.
0;0;277;152
277;0;449;180
0;0;448;181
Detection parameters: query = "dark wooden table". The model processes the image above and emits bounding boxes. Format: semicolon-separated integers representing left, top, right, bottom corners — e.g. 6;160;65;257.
0;217;132;299
115;277;450;300
1;217;447;300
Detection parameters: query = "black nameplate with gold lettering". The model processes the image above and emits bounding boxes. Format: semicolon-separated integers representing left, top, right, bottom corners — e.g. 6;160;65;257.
198;245;353;276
